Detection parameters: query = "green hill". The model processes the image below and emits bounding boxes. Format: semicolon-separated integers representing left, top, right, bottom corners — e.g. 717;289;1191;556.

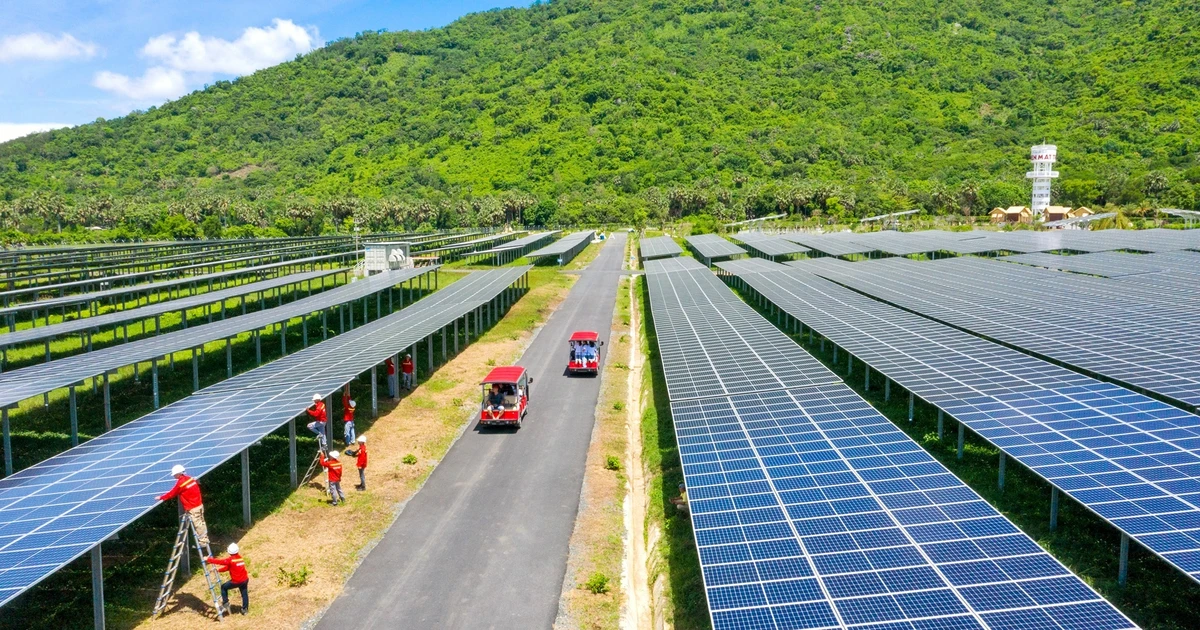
1;0;1198;237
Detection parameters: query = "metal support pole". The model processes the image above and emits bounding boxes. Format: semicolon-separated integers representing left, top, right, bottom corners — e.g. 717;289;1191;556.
833;345;838;363
2;408;10;477
322;310;328;340
442;325;448;362
998;453;1006;491
281;321;288;355
226;338;233;378
255;330;261;365
908;392;914;422
1118;533;1129;585
241;449;251;526
884;379;890;401
192;349;199;392
152;359;159;409
863;365;869;391
289;418;297;488
847;352;852;375
302;316;308;348
91;544;105;630
1050;488;1060;531
70;386;78;446
937;409;944;440
455;317;459;354
957;424;965;460
428;335;433;372
371;365;378;418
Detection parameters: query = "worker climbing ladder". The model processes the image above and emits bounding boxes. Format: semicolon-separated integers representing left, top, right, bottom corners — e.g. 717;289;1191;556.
152;513;225;620
299;444;330;494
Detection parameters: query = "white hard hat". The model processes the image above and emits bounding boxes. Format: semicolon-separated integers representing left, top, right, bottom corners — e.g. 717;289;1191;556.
349;400;356;408
227;543;239;554
171;464;185;476
357;435;366;443
329;451;340;459
312;394;322;402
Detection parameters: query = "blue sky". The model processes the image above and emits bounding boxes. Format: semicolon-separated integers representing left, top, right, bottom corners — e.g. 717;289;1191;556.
0;0;523;142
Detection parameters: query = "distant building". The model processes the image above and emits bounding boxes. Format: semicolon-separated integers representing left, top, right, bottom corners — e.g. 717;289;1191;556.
1026;144;1059;218
1043;206;1092;223
990;206;1033;224
1069;207;1093;219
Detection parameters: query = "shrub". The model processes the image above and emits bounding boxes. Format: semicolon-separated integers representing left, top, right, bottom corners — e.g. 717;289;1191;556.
584;572;610;594
605;455;622;471
612;401;624;411
402;453;418;465
276;565;311;588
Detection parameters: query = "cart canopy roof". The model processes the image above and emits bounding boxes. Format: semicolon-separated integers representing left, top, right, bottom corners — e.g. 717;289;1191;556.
569;331;599;342
481;366;527;384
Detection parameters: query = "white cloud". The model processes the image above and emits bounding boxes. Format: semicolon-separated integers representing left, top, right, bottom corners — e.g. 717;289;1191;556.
0;32;97;62
92;19;319;102
143;18;319;75
93;67;189;101
0;123;73;143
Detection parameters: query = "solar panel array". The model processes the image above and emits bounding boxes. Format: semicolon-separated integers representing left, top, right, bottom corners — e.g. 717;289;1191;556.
526;230;596;259
1000;251;1200;279
778;229;1200;258
0;266;528;608
0;251;355;319
0;268;340;351
720;259;1200;585
734;232;810;258
810;257;1200;410
0;266;437;409
478;231;560;254
686;234;747;260
644;257;1133;630
639;236;683;260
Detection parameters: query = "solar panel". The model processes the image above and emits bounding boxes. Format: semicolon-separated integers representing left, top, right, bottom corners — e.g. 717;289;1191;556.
645;257;1133;630
526;231;596;259
1000;251;1200;279
685;234;746;261
0;266;438;409
639;236;683;260
776;233;878;257
720;260;1200;585
734;232;810;258
0;268;340;351
0;266;529;609
810;257;1200;410
479;231;561;254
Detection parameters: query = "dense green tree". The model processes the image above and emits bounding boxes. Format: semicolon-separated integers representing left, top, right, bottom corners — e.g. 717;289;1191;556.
0;0;1196;238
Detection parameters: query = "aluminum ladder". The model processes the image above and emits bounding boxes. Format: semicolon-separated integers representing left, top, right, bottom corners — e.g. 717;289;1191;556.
151;513;225;620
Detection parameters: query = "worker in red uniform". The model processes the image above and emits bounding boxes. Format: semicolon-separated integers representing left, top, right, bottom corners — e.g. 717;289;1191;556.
385;357;399;400
206;542;249;615
158;464;208;546
346;435;368;491
306;393;328;447
401;353;415;390
319;450;345;506
341;388;357;446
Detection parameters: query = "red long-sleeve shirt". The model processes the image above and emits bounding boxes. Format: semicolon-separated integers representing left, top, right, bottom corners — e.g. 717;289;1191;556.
343;394;355;422
319;454;343;483
206;554;248;583
158;475;203;511
354;444;367;469
401;357;414;374
386;358;396;375
306;401;327;423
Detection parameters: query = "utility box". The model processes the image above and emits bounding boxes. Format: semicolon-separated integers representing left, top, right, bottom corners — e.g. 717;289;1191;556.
364;242;413;272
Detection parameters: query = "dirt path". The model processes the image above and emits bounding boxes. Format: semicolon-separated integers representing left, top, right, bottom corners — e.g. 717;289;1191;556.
622;273;652;630
139;269;575;630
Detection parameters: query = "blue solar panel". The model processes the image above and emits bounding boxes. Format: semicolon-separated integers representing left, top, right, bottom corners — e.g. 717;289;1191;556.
0;267;529;608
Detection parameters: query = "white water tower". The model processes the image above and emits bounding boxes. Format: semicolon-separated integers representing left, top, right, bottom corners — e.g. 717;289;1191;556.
1026;144;1059;217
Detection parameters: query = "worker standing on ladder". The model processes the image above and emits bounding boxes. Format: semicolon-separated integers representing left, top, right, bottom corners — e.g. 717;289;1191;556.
319;450;346;506
158;464;208;546
385;357;399;400
206;543;249;615
306;393;328;447
342;387;357;446
401;353;415;390
346;435;368;491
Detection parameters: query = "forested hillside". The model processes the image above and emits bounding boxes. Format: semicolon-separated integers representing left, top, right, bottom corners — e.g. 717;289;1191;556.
1;0;1198;238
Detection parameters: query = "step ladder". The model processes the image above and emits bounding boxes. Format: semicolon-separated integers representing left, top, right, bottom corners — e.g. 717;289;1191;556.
299;444;329;494
152;513;225;620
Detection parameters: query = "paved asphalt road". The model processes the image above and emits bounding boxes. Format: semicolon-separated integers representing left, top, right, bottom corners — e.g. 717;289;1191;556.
316;232;628;629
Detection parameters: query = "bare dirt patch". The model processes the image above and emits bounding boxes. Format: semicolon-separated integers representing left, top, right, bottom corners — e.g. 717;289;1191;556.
140;269;575;630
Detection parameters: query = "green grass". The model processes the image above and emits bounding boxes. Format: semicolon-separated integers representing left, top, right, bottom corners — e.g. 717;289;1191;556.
728;283;1200;630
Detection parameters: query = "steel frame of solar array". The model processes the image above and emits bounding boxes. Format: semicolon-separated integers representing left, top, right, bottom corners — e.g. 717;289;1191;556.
1;238;351;297
0;266;438;468
719;258;1200;587
467;231;560;265
0;266;530;619
734;232;811;260
808;257;1200;412
0;267;343;359
416;232;525;263
685;233;747;266
644;257;1133;630
526;230;596;265
639;235;684;261
0;250;359;326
